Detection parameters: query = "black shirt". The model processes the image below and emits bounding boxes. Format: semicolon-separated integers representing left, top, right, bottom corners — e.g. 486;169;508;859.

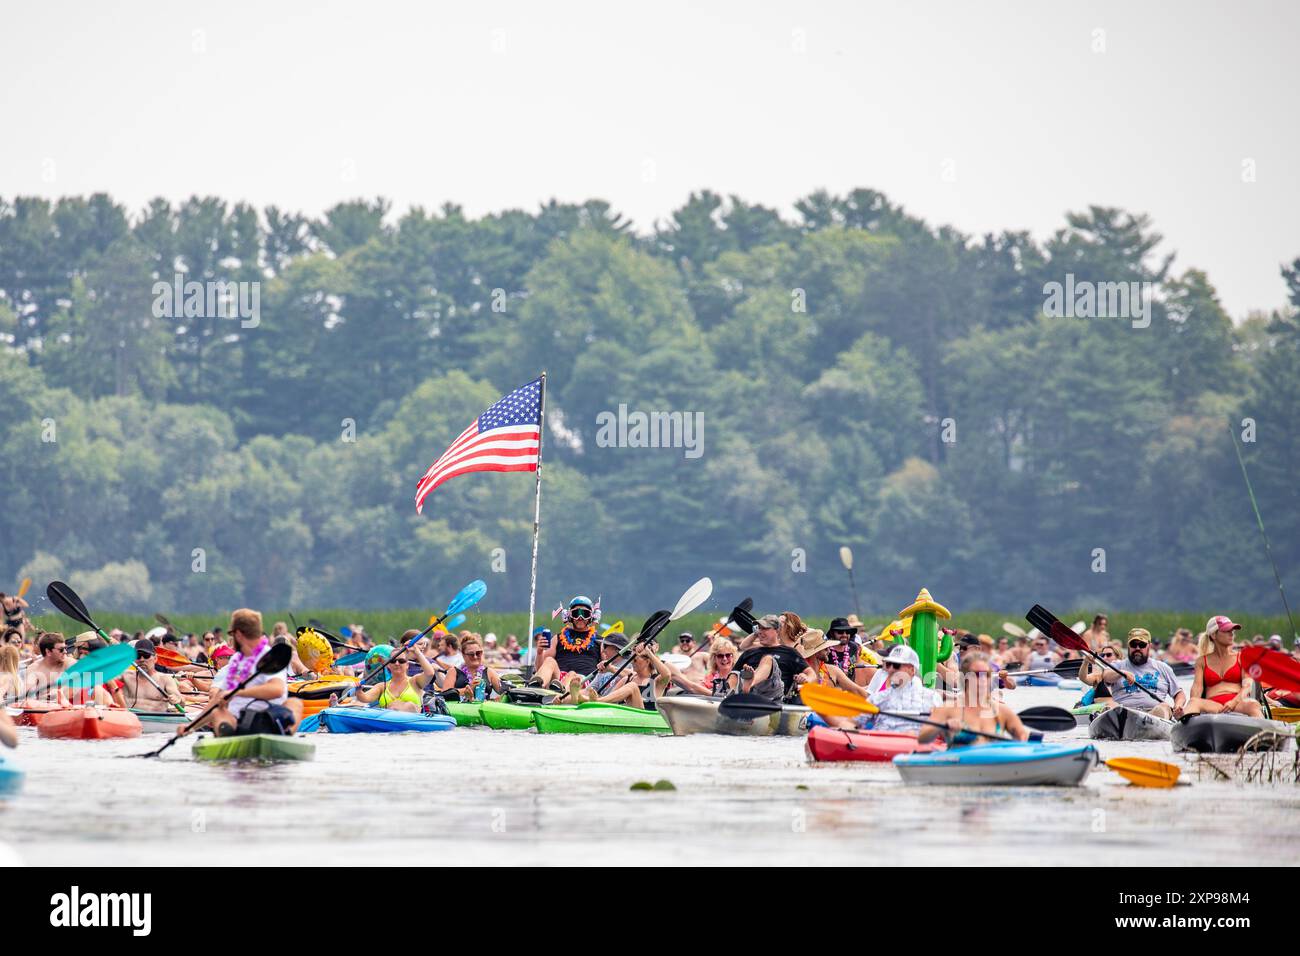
736;645;808;692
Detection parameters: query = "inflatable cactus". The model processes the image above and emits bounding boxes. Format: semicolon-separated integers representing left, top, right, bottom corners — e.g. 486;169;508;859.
897;587;952;688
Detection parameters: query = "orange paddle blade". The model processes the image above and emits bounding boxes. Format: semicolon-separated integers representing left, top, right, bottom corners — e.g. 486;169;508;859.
17;577;31;599
1106;757;1180;789
799;684;879;718
153;646;196;669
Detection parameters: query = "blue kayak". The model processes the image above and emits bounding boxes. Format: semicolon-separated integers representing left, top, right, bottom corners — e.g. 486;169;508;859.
894;740;1098;786
0;753;25;796
300;707;456;734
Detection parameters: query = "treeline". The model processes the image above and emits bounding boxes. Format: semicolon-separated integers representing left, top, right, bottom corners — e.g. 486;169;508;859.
1;190;1297;617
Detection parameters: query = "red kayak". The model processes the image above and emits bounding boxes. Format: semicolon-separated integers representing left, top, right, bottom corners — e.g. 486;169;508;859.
37;707;142;740
9;700;66;726
805;726;946;763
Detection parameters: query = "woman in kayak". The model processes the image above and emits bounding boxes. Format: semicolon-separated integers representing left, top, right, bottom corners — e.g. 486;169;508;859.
0;644;21;702
352;643;440;712
1182;616;1265;718
1075;642;1118;707
574;640;673;709
794;630;869;694
670;637;741;696
438;634;507;702
918;651;1031;745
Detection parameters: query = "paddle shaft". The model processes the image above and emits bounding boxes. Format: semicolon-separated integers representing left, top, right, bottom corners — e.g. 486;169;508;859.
129;662;188;715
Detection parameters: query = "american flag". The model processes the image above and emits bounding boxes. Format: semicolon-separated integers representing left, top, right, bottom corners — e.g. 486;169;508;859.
415;377;543;514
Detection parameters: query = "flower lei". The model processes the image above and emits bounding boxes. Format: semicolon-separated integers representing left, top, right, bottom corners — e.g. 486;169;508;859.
459;663;488;701
218;636;270;691
828;645;853;672
556;626;594;653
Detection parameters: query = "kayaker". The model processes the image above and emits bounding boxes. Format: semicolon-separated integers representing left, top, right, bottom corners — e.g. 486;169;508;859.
1027;634;1059;672
0;644;21;701
1099;628;1185;719
737;615;814;702
1082;614;1109;652
435;633;464;669
794;629;867;694
1076;643;1118;706
1;592;29;638
23;632;70;702
824;617;870;685
586;632;631;695
672;632;696;657
866;644;938;732
187;609;295;737
353;643;439;712
529;595;602;691
1182;616;1264;718
918;651;1032;745
576;640;672;709
121;639;185;712
438;634;506;702
670;637;741;696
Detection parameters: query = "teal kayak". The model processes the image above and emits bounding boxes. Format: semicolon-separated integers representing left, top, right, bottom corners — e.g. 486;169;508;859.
301;707;455;734
0;752;24;795
130;709;192;734
192;734;316;762
532;703;670;735
894;740;1098;786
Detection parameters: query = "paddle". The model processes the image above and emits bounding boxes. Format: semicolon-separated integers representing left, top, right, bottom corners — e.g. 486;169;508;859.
1027;604;1163;704
47;580;189;714
335;651;367;667
1014;705;1078;733
17;577;31;599
154;645;214;671
586;578;714;694
700;598;753;649
134;644;294;759
839;546;862;620
154;612;175;633
717;692;782;721
1004;659;1087;678
1002;621;1027;639
799;684;1019;742
1105;756;1181;789
339;580;488;700
3;643;138;706
1240;646;1300;693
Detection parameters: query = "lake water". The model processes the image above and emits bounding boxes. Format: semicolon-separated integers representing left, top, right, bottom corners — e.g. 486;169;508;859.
3;686;1297;866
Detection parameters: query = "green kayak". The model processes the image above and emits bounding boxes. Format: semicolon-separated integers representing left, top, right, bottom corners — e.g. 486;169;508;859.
443;701;484;727
192;734;316;763
1070;702;1108;726
481;700;576;730
532;703;670;735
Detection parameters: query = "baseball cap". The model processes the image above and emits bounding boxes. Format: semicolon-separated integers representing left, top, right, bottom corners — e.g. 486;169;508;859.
1205;615;1241;635
600;633;629;651
134;639;156;658
881;644;920;668
1127;627;1152;645
755;614;781;630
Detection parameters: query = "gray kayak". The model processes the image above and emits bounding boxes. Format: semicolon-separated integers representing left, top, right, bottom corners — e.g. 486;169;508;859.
657;697;813;737
130;709;193;734
1170;713;1294;753
1088;705;1173;741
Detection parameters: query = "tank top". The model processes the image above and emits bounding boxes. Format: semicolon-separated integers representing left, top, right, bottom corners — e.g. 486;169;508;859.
553;627;600;675
378;679;423;708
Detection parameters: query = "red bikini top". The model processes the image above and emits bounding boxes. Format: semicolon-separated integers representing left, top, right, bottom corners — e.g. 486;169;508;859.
1203;654;1242;685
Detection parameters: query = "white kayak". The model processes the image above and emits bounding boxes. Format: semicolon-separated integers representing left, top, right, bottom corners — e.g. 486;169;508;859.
656;696;812;737
1087;705;1173;741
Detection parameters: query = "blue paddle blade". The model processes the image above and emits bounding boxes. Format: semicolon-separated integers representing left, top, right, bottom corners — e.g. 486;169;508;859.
445;579;487;616
340;626;353;638
56;644;137;690
336;651;367;667
444;614;466;630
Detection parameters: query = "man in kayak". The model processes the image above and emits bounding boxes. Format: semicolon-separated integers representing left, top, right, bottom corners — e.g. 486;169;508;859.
188;609;295;737
529;595;602;691
23;632;70;701
863;644;937;732
122;639;186;712
1099;628;1185;718
736;614;814;702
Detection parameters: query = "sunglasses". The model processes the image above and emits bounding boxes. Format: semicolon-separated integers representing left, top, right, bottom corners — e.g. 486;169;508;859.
714;653;733;661
1099;652;1117;659
884;661;904;669
464;651;483;658
1128;641;1148;649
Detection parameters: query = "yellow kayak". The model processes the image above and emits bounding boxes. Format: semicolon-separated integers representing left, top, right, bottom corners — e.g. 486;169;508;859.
288;675;358;717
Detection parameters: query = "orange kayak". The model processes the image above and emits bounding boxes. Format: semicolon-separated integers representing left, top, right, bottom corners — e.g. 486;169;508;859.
37;707;142;740
9;700;66;726
289;675;358;717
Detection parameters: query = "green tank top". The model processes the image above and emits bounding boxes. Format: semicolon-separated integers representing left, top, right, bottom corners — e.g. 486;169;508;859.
378;680;422;708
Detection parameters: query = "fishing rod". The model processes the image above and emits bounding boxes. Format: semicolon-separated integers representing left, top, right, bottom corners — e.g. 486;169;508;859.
1229;419;1298;642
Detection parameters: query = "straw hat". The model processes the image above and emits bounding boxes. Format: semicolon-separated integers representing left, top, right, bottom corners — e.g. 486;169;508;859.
797;629;836;659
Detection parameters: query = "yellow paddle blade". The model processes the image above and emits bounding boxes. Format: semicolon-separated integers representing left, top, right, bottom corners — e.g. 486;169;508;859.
1106;757;1180;789
799;684;879;718
602;620;624;636
17;577;31;599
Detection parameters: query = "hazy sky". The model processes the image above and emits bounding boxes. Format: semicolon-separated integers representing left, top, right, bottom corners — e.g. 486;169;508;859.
4;0;1296;317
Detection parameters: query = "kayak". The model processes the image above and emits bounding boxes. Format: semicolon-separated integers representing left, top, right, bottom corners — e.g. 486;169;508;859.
0;752;23;796
1269;706;1300;724
532;703;670;735
480;700;576;730
1017;674;1062;687
130;709;195;734
37;707;142;740
302;707;456;734
1170;714;1294;754
192;733;315;762
657;696;812;737
288;675;358;717
1071;702;1107;725
444;701;484;727
894;740;1099;786
9;700;65;726
806;726;946;763
1088;705;1173;741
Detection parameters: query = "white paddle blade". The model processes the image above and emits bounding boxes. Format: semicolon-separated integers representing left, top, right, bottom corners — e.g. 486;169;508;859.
839;546;853;570
1002;621;1027;638
670;577;713;620
1071;620;1087;634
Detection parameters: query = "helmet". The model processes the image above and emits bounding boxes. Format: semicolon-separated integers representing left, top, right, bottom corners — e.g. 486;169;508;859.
569;595;594;610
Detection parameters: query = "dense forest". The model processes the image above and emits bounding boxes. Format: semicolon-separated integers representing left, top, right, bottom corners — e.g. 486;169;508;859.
1;189;1297;617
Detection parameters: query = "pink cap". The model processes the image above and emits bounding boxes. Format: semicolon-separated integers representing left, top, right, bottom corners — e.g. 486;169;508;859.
1205;615;1241;634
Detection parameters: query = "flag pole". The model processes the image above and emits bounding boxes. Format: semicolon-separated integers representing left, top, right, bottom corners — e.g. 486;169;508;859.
525;372;547;675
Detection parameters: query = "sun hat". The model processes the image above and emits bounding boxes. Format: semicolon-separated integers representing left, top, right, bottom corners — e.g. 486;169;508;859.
797;629;836;658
